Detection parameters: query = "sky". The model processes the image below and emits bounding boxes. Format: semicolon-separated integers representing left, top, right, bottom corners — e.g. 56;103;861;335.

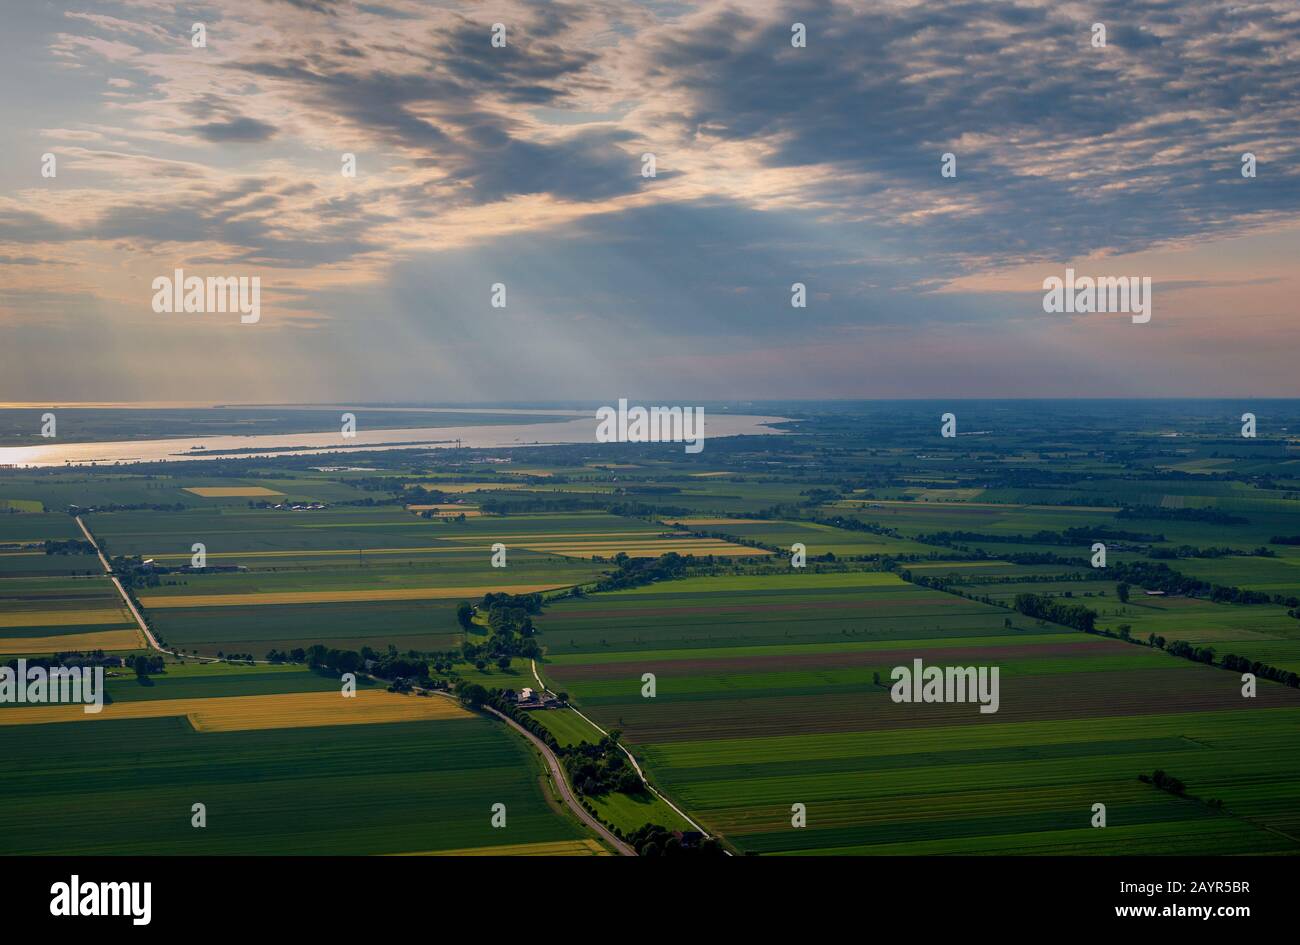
1;0;1298;403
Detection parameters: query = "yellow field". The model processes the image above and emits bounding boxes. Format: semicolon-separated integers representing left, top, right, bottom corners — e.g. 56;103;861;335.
134;532;765;567
184;486;285;497
0;628;144;655
397;839;609;856
411;482;525;493
139;583;575;608
0;688;470;730
484;531;683;539
509;538;768;558
534;545;767;559
380;528;771;559
142;546;458;561
407;504;483;516
663;517;760;525
0;608;129;629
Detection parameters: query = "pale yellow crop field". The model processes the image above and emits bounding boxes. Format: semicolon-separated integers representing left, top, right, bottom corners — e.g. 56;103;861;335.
513;538;768;559
462;529;766;557
142;546;455;561
539;547;767;559
486;531;679;540
0;628;144;655
139;583;575;608
0;608;130;629
410;482;525;493
663;517;762;525
184;486;285;497
397;839;609;856
407;504;483;516
0;688;470;731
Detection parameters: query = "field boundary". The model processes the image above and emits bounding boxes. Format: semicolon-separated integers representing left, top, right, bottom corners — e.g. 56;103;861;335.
530;657;728;854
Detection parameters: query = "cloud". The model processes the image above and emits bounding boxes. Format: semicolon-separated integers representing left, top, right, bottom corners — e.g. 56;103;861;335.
191;116;279;142
639;0;1300;266
1;0;1298;400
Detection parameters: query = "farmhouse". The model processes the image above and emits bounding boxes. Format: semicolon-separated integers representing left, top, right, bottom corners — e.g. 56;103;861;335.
515;687;559;710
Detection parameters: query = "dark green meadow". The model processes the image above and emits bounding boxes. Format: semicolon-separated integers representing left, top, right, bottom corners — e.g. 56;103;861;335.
541;573;1300;855
0;662;583;855
0;713;581;855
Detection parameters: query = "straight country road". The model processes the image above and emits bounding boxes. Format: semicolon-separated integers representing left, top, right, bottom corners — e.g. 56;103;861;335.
75;512;632;855
75;514;160;651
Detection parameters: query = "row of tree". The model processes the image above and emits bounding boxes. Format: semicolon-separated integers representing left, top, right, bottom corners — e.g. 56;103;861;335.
43;539;95;555
594;551;691;591
1108;559;1297;608
1012;593;1097;633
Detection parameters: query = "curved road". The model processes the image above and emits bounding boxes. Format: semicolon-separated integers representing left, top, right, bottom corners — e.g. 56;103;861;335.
530;658;724;849
482;704;635;856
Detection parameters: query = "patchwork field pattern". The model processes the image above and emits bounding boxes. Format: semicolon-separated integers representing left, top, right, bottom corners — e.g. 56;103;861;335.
184;486;285;497
664;517;934;557
4;403;1300;859
0;662;591;855
540;572;1300;854
425;511;769;558
85;507;610;655
0;687;470;731
0;573;142;655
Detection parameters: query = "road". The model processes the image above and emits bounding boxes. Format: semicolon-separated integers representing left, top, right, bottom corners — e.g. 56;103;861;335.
75;513;635;854
481;703;635;856
75;514;163;652
530;658;723;848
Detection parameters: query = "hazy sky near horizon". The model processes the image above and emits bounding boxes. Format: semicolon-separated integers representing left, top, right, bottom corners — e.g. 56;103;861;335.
1;0;1298;402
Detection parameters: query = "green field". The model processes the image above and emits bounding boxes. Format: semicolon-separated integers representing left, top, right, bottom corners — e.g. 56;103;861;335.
0;661;592;855
79;506;609;657
539;571;1300;855
3;400;1299;856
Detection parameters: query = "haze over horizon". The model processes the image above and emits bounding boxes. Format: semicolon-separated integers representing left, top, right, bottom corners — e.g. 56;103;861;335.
2;0;1298;402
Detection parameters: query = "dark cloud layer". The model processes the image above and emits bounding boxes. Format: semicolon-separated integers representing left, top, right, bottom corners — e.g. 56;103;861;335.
230;8;645;207
647;0;1300;265
192;116;278;142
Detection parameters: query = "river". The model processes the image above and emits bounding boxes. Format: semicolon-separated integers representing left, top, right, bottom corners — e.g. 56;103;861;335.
0;410;789;468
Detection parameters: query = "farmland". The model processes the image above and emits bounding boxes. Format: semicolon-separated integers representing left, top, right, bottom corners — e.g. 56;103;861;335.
2;398;1299;857
539;573;1300;854
81;506;613;656
0;661;596;855
0;574;143;655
